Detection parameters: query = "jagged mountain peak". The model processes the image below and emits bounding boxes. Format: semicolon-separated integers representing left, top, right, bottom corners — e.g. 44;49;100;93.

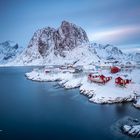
61;20;72;27
9;21;99;66
27;21;89;58
60;20;89;42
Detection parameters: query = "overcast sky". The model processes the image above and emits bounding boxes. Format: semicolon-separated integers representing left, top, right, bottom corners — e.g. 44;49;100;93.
0;0;140;48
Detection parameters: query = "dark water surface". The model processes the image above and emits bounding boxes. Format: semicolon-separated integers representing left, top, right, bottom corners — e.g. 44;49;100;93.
0;67;139;140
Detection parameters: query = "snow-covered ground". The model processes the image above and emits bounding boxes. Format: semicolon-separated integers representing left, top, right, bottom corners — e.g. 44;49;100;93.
81;80;137;103
25;67;140;104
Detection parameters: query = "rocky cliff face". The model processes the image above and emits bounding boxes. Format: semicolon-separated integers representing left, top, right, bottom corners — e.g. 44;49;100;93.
27;21;89;58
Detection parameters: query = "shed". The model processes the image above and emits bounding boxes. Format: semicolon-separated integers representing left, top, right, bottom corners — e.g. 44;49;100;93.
115;75;131;86
110;66;121;73
88;73;112;84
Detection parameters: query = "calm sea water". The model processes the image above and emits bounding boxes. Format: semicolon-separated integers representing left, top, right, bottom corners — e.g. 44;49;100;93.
0;67;139;140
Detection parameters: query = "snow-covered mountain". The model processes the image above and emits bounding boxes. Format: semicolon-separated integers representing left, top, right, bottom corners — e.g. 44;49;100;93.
90;42;126;60
1;21;139;66
132;52;140;63
12;21;99;66
28;20;89;57
122;48;140;63
0;41;23;64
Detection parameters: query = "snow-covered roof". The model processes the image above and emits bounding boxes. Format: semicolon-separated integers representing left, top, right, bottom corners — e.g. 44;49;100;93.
90;73;99;77
117;75;131;80
90;71;112;77
111;66;121;69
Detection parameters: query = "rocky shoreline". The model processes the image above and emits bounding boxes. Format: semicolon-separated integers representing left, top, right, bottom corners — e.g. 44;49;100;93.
25;68;140;104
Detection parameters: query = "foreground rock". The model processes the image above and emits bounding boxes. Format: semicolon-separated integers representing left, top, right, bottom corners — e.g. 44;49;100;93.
111;116;140;138
123;124;140;137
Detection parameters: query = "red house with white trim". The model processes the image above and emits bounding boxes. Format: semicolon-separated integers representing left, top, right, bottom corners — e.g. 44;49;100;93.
88;73;112;84
110;66;121;73
115;75;131;86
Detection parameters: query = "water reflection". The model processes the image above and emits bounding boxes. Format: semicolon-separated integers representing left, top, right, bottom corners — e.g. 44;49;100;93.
115;103;129;117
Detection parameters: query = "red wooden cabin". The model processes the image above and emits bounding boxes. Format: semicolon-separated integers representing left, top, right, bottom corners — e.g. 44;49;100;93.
88;73;112;84
110;66;121;73
115;76;131;86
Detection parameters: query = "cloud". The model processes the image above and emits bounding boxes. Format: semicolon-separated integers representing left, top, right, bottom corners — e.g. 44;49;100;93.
121;47;140;53
88;25;140;44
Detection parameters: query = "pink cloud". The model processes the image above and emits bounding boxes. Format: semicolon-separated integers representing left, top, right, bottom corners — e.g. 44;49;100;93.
88;25;140;44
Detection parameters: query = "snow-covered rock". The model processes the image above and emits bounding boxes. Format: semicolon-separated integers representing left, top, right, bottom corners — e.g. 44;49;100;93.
130;53;140;65
111;116;140;138
122;48;140;64
0;41;23;65
27;20;89;57
26;68;73;82
123;124;140;137
90;43;140;66
133;98;140;109
91;43;125;61
25;67;140;104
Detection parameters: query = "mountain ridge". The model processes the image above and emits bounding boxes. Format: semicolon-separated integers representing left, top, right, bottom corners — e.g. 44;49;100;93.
0;21;139;66
0;41;23;64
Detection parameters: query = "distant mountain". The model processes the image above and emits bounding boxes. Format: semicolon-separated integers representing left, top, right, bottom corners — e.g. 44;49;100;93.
123;48;140;63
0;21;139;66
132;53;140;63
90;42;126;61
0;41;23;64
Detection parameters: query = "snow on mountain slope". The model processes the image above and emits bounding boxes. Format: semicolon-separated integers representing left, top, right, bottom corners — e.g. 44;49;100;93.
122;48;140;63
91;42;126;60
43;44;100;65
0;41;23;64
1;21;139;66
11;21;99;66
133;52;140;63
128;52;140;63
